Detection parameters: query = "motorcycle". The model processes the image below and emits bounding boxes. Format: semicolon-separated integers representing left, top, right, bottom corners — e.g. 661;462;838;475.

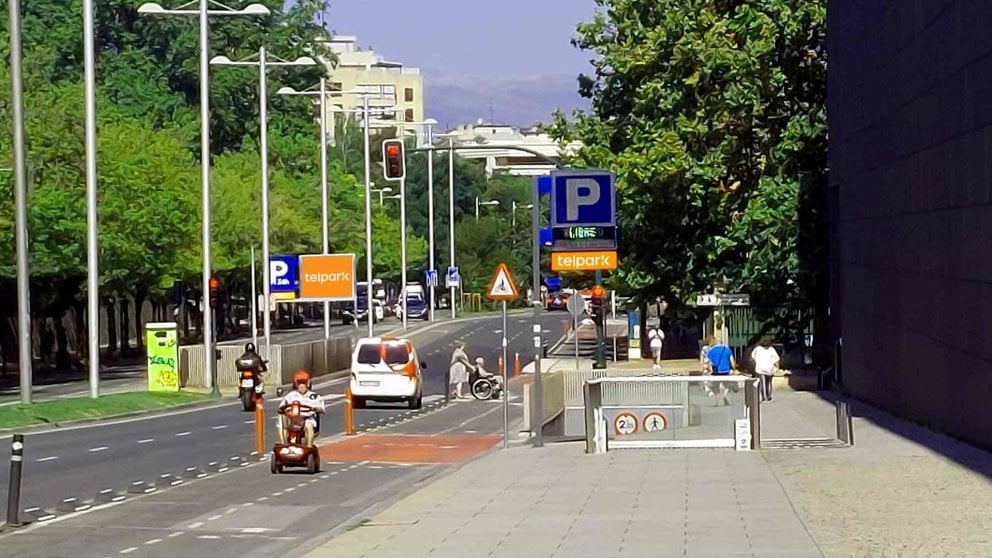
271;390;321;475
236;356;266;412
470;365;504;401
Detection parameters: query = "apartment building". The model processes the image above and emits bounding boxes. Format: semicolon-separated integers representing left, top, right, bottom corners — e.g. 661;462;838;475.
317;35;424;137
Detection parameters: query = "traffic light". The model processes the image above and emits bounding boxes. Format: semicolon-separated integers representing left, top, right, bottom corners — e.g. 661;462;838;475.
382;139;405;180
209;277;220;309
590;285;605;327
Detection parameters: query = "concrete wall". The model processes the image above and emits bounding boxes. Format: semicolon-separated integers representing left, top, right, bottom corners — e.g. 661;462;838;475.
829;1;992;448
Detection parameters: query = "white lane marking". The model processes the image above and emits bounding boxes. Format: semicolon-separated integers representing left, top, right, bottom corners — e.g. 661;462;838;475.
207;514;222;521
284;487;296;493
239;527;276;534
137;439;154;444
244;420;255;424
241;502;254;507
256;496;269;502
225;508;238;514
145;538;162;545
36;456;58;462
168;532;183;538
197;535;222;540
175;431;191;437
89;446;109;453
210;425;228;430
271;491;284;496
119;547;138;554
187;521;205;529
296;482;307;488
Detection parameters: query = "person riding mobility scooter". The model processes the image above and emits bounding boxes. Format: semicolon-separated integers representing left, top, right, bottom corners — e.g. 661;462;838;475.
271;370;325;474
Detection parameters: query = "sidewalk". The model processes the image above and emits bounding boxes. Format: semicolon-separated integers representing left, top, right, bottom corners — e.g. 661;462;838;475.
297;385;992;558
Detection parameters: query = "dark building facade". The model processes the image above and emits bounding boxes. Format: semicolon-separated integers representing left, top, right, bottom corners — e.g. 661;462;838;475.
829;1;992;449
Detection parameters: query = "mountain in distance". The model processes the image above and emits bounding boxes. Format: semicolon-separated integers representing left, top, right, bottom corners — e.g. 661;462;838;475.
425;73;590;130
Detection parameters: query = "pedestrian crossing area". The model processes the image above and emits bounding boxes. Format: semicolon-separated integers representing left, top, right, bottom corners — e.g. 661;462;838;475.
762;437;849;450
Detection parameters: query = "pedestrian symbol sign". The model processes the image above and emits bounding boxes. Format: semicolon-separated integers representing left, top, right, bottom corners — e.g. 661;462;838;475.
485;263;519;301
613;412;637;436
642;412;667;432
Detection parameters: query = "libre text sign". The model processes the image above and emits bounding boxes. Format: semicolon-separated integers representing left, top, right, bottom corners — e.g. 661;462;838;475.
551;250;618;272
298;254;357;301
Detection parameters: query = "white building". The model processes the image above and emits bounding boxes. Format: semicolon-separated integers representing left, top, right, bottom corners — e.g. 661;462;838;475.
442;122;582;177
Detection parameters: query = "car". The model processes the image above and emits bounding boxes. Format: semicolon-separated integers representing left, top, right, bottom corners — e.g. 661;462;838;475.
342;296;385;325
546;292;569;311
395;295;429;321
349;337;425;409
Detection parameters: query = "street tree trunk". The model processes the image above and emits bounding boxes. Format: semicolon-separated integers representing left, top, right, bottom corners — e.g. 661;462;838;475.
104;296;118;354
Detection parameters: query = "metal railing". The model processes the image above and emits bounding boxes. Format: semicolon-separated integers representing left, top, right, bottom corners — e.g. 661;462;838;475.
584;376;760;453
178;337;354;388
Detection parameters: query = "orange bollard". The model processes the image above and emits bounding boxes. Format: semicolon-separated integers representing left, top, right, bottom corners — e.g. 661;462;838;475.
514;353;521;377
254;395;265;455
498;356;503;375
345;386;355;436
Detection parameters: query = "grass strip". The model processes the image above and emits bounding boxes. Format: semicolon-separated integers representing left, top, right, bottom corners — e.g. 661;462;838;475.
0;391;213;430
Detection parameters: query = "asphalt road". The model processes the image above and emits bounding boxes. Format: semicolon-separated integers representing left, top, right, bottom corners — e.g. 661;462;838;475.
0;311;569;531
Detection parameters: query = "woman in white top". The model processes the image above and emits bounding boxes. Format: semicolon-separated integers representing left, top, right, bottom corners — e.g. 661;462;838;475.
647;327;665;369
449;341;472;399
751;337;780;402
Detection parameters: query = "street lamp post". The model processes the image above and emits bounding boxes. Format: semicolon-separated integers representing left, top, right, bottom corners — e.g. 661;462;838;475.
448;136;456;319
210;47;316;350
511;201;533;229
9;0;31;404
371;186;392;206
138;0;271;394
475;197;500;221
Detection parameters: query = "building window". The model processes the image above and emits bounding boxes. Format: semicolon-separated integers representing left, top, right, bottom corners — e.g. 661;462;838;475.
404;88;414;102
405;108;414;122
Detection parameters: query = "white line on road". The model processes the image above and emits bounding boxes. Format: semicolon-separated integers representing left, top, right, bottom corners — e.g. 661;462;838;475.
168;532;183;538
137;439;154;444
244;420;254;424
207;514;222;521
36;456;58;462
89;446;108;453
197;535;222;540
187;521;205;529
145;539;162;545
271;491;283;497
175;431;191;437
210;425;228;430
256;496;269;502
119;547;138;554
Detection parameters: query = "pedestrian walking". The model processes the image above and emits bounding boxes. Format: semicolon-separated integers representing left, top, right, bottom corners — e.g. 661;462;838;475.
706;337;737;406
449;341;472;399
751;337;780;402
647;326;664;369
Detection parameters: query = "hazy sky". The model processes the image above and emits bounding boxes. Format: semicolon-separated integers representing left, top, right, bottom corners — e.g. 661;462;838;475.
321;1;601;125
323;1;599;78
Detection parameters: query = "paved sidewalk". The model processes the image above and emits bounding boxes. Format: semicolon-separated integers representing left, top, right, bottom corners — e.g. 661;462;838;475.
300;443;821;558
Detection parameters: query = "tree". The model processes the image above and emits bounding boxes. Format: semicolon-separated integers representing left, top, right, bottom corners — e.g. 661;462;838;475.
551;0;828;351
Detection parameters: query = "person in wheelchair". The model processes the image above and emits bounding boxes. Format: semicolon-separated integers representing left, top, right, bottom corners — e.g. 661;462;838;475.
277;370;325;446
473;357;504;391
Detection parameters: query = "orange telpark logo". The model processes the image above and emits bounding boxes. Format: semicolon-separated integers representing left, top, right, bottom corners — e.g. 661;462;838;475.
298;254;356;301
550;250;618;272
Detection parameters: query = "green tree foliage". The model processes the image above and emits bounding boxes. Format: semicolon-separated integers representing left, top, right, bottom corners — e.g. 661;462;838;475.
552;0;828;344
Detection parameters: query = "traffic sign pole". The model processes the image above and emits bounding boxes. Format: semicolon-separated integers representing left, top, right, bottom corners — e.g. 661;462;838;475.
531;177;543;448
594;270;605;371
501;300;509;450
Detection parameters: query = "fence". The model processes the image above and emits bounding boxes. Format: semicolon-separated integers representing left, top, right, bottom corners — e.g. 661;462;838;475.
561;367;696;436
179;337;355;388
584;376;761;453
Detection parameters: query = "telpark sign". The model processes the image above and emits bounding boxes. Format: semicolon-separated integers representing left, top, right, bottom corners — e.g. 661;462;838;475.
550;250;618;272
298;254;356;301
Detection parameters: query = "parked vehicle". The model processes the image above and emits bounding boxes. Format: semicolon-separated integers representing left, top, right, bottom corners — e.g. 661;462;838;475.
342;295;385;325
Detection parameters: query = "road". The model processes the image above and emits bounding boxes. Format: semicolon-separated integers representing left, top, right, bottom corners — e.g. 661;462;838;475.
0;311;569;552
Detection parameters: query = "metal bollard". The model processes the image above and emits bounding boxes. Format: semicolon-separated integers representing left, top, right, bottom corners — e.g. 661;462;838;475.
514;353;521;377
345;386;355;436
254;395;265;456
6;434;24;526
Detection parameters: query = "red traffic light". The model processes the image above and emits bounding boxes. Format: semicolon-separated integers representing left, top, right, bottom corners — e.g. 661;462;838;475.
209;277;219;290
382;139;405;180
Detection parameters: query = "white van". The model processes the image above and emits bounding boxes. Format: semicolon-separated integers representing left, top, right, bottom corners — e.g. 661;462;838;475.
349;337;425;409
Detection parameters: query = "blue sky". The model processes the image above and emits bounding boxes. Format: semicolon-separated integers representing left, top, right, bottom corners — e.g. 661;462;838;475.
322;0;600;127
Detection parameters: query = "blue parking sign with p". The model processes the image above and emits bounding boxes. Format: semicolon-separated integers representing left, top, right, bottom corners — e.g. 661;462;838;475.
550;170;616;227
269;255;299;293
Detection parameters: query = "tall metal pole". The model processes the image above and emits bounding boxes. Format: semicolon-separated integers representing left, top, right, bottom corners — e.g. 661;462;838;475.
319;78;330;342
83;0;100;398
531;177;543;447
447;137;456;319
426;124;436;322
250;247;258;348
10;0;31;404
475;197;479;221
362;96;374;337
198;0;215;391
399;175;408;330
501;300;509;449
259;46;272;350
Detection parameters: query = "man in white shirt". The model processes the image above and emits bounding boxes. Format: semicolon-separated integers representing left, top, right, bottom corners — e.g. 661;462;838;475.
648;326;665;369
750;338;780;402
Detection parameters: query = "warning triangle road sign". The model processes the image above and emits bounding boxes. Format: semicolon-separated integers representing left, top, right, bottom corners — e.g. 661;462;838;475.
485;263;519;301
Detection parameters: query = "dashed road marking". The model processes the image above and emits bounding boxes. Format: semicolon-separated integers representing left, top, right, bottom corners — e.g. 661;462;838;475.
207;514;222;521
168;532;183;538
137;439;154;444
175;431;191;437
36;456;58;462
188;521;205;529
211;425;228;430
89;446;109;453
119;547;138;554
197;535;222;540
145;538;162;545
256;496;269;502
